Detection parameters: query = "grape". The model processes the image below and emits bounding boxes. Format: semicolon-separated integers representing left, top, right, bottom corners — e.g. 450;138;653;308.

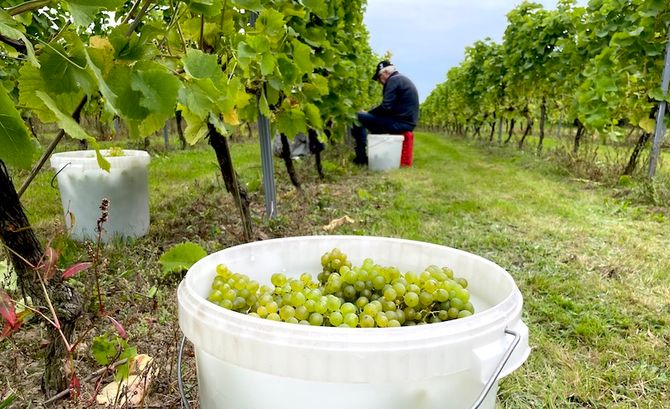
267;313;281;321
295;305;309;321
290;291;306;307
343;313;359;327
359;314;375;328
279;305;295;321
404;292;419;307
435;288;449;303
340;302;357;315
271;273;287;287
329;311;344;326
208;249;475;327
309;312;324;326
383;287;397;301
419;291;434;307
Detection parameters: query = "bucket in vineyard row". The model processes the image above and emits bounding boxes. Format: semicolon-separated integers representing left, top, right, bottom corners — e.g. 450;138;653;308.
178;235;530;409
50;150;151;243
367;134;404;171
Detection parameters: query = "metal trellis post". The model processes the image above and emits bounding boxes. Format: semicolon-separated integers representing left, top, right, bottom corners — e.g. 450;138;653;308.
648;26;670;178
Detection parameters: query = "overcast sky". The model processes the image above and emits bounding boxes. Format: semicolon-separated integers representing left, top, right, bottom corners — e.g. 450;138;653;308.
363;0;576;102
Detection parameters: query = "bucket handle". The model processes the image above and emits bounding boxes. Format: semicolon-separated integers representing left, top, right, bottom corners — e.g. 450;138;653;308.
50;162;72;189
178;335;192;409
470;328;521;409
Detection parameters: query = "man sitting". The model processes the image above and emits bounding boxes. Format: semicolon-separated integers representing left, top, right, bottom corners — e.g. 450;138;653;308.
352;60;419;165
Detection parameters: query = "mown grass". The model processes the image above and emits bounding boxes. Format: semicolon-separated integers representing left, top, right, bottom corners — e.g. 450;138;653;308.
6;131;670;407
339;132;670;408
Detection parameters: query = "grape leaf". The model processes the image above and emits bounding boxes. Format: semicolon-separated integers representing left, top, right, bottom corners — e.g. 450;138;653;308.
276;106;306;138
247;35;270;53
258;88;270;117
639;117;656;133
232;0;262;11
0;10;38;67
229;77;252;109
189;0;222;17
648;87;670;103
107;65;148;121
302;0;329;19
183;49;220;79
36;91;91;141
18;63;82;124
208;113;228;137
276;56;298;86
257;9;285;38
34;91;110;171
181;108;209;145
138;113;169;137
158;242;207;274
91;335;117;366
84;38;119;115
291;39;313;75
236;41;255;70
39;39;93;95
131;65;181;117
304;103;322;128
260;53;276;76
0;84;34;169
178;78;219;118
310;74;329;95
94;144;111;172
109;25;153;61
65;0;125;28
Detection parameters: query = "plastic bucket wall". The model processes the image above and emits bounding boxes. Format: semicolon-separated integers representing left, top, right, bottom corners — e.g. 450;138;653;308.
368;134;404;171
50;150;150;242
178;236;530;409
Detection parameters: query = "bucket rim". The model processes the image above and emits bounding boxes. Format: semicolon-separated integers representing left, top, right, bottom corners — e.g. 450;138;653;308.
50;149;151;169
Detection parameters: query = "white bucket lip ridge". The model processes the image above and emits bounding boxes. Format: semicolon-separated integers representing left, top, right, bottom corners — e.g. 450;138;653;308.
368;133;404;142
178;235;529;384
50;149;150;171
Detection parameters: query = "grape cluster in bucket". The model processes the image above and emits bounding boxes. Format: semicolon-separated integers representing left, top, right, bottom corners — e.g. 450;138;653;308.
208;248;474;327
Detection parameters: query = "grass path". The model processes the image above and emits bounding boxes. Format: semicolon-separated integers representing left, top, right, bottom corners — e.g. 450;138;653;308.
356;132;670;407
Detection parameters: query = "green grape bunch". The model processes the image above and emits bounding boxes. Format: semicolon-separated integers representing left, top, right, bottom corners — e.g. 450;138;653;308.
208;249;475;328
318;248;352;283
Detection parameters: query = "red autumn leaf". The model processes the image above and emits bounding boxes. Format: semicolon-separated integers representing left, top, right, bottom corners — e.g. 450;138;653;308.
62;262;93;280
108;316;128;339
41;247;61;280
69;373;81;398
0;290;22;339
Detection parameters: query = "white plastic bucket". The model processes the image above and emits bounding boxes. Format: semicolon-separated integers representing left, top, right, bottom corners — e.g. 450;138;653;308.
178;236;530;409
50;150;151;242
368;134;404;171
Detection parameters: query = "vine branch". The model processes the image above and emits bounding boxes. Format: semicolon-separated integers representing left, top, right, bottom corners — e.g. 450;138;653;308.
6;0;52;16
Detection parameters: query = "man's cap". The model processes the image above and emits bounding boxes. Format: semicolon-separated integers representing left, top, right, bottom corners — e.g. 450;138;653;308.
372;60;393;80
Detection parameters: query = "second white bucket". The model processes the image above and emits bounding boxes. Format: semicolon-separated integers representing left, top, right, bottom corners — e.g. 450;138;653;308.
50;149;151;242
178;235;530;409
368;134;404;171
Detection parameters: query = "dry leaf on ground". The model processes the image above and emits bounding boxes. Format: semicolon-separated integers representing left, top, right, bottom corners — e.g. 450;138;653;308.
323;215;355;231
